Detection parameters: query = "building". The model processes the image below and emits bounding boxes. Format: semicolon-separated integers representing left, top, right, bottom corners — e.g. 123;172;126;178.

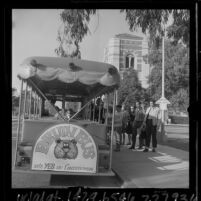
103;33;150;88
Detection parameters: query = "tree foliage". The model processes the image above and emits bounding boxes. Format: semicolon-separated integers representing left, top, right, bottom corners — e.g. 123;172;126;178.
118;69;148;107
146;40;189;111
121;9;189;47
12;87;19;109
55;9;96;58
166;10;190;47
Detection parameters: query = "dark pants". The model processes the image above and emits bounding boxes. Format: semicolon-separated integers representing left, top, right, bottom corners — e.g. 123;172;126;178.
145;119;157;148
131;121;143;148
139;129;146;148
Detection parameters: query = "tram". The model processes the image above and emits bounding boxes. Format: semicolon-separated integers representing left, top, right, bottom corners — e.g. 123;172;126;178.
13;56;120;176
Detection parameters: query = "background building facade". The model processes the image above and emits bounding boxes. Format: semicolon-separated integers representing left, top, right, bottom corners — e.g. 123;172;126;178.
103;33;150;88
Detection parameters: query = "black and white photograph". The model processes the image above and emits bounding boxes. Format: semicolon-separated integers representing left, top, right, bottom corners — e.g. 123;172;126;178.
11;9;191;189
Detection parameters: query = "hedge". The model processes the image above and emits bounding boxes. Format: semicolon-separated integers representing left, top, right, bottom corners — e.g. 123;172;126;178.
168;115;189;124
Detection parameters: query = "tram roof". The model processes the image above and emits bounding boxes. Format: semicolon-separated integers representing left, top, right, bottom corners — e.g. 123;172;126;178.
18;56;120;101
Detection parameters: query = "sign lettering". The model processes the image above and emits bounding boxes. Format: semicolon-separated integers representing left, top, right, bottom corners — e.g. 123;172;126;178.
32;124;97;173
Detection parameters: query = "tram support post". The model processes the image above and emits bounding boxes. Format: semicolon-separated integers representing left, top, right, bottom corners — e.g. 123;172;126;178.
109;91;116;170
93;99;95;122
36;93;39;119
15;79;23;166
23;81;28;119
105;94;109;125
33;91;36;119
28;86;32;119
39;97;42;118
98;97;101;123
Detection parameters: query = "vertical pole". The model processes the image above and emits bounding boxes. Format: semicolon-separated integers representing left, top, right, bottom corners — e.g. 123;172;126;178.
162;35;165;98
29;87;32;119
23;81;28;119
38;97;40;118
98;98;101;123
115;90;118;105
33;91;36;119
109;91;116;170
89;101;92;121
27;86;30;118
39;97;42;118
105;94;109;125
93;99;95;121
36;94;39;119
62;97;65;110
15;79;23;167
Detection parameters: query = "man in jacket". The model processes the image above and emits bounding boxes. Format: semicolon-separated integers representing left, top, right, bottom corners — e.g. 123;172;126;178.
121;105;129;145
129;101;145;150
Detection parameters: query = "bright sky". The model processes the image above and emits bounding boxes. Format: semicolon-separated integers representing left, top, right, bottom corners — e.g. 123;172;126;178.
12;9;146;94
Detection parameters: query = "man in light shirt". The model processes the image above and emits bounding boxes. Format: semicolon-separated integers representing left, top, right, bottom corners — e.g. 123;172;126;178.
142;100;160;152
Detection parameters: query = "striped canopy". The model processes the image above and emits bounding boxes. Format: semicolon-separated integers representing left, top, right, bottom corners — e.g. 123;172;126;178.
18;56;120;101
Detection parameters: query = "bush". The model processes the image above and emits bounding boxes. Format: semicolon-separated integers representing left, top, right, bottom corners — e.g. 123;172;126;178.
169;115;189;124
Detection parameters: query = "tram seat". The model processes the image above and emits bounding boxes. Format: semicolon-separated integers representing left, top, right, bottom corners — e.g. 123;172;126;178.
21;119;108;147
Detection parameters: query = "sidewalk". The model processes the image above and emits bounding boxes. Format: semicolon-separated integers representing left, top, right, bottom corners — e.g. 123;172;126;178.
112;144;189;188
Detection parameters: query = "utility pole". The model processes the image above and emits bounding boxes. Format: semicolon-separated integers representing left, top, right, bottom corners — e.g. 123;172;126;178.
156;26;170;142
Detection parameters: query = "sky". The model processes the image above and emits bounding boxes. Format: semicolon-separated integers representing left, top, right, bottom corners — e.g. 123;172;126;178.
12;9;146;94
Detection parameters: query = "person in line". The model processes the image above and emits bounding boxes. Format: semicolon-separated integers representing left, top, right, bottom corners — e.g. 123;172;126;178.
126;105;135;146
141;100;160;152
121;105;129;145
138;102;146;149
129;101;144;150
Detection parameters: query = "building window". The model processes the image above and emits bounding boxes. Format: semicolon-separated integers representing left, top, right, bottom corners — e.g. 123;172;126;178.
125;54;134;68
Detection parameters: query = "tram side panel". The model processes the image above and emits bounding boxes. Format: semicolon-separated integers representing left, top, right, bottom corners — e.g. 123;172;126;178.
14;120;110;173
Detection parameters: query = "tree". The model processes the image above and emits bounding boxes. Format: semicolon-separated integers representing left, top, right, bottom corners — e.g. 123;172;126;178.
12;87;19;108
118;69;147;107
166;10;190;47
146;39;189;112
55;9;96;58
121;9;189;47
169;88;189;112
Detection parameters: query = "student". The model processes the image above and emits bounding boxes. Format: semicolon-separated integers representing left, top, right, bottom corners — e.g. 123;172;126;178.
138;102;146;149
129;101;144;150
121;105;129;145
126;105;135;146
142;100;160;152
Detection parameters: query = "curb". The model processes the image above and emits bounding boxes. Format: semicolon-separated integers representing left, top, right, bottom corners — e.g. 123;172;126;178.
112;169;124;184
165;124;189;127
112;169;139;188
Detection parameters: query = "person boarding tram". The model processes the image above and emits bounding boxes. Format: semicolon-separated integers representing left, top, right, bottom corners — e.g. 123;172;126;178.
106;105;123;152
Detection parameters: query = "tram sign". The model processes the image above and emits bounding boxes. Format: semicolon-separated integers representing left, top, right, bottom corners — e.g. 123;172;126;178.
32;124;97;173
